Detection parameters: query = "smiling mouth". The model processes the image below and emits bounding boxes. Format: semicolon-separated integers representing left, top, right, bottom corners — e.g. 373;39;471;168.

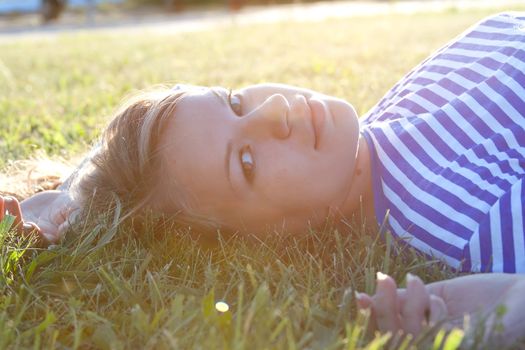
308;98;326;149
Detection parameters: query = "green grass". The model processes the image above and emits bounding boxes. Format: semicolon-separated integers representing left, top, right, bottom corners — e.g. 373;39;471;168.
4;6;524;167
1;5;525;349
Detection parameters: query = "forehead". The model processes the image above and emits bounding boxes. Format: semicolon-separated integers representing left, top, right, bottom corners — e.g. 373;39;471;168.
158;89;232;211
167;89;227;144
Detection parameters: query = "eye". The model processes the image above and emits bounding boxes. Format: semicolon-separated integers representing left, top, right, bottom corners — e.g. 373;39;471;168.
239;146;255;183
228;89;243;116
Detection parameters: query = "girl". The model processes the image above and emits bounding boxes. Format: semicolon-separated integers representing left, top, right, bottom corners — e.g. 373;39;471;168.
2;11;524;343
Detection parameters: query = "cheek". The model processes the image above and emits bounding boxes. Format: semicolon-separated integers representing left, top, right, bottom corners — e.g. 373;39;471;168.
255;130;355;207
259;150;337;204
260;147;310;183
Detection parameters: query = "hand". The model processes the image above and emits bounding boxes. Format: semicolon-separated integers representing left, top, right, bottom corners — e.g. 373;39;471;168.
20;190;79;243
356;272;525;345
355;273;447;337
0;195;42;239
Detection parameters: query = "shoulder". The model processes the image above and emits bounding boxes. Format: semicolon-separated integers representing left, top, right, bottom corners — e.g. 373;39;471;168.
471;11;525;28
489;11;525;22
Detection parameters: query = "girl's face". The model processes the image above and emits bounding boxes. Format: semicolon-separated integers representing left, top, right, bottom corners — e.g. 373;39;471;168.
159;83;360;233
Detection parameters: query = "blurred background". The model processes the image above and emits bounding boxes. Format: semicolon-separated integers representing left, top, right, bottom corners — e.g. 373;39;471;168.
2;0;524;32
1;0;524;166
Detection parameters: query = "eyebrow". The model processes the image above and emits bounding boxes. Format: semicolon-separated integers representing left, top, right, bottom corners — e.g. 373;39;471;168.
210;87;227;106
211;87;238;196
226;140;236;195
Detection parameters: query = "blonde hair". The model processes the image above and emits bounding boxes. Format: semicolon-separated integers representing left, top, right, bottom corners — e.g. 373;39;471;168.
2;86;221;234
67;87;188;225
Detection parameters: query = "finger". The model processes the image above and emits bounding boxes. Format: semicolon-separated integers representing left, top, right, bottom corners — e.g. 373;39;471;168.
28;219;57;244
22;222;44;242
373;272;401;333
401;273;430;335
23;221;41;234
68;207;81;225
44;222;63;244
41;231;56;244
429;294;448;325
355;292;378;334
355;292;373;310
4;197;23;232
22;221;51;247
58;220;70;234
50;195;74;224
396;288;408;314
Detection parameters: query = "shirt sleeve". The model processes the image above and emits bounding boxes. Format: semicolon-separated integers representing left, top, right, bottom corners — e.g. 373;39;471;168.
466;178;525;273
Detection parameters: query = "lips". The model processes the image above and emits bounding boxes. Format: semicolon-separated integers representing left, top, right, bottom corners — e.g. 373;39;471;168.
308;98;326;149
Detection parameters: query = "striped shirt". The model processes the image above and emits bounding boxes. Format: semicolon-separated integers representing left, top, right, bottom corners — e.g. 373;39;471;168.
360;12;525;273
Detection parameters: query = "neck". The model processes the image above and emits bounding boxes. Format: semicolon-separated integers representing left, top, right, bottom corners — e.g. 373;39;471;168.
336;135;376;232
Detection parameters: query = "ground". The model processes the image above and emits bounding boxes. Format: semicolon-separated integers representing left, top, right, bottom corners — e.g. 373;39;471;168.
0;1;525;349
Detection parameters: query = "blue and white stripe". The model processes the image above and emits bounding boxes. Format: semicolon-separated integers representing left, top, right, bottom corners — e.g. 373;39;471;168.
361;12;525;273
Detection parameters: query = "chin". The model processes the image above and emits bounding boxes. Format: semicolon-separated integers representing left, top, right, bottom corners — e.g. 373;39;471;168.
336;99;358;122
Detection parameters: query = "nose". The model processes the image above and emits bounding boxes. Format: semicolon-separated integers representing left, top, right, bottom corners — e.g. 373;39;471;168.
240;94;290;139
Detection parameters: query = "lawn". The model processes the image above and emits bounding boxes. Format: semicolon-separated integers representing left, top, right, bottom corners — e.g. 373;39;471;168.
1;4;524;349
